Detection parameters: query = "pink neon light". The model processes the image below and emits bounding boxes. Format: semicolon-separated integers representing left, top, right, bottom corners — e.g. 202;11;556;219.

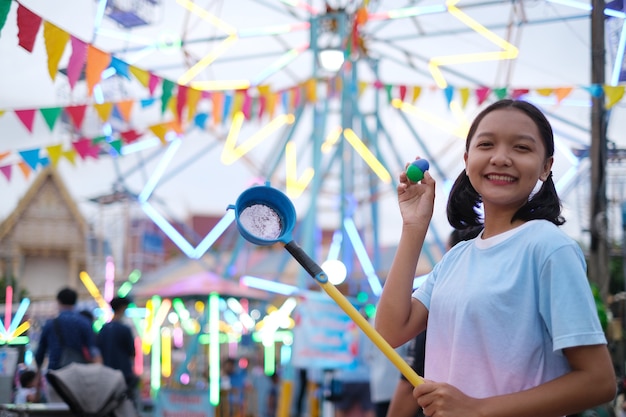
5;286;12;332
105;256;115;302
134;336;143;375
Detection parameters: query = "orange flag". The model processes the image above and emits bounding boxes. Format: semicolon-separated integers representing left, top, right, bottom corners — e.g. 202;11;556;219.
115;100;134;122
554;87;573;103
18;162;31;179
43;22;70;81
86;45;112;96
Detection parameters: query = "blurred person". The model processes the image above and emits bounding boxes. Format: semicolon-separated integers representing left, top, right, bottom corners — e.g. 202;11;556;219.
366;313;407;417
266;371;280;417
35;287;96;402
79;309;103;364
332;319;375;417
96;297;138;408
14;369;41;404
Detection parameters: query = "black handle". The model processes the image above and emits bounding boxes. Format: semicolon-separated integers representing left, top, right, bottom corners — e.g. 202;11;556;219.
284;240;325;279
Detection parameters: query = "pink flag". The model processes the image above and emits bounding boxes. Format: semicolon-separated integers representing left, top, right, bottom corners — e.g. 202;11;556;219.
14;109;36;133
67;36;88;89
0;165;11;182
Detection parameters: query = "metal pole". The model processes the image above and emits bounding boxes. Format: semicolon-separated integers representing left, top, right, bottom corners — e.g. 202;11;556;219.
588;0;609;300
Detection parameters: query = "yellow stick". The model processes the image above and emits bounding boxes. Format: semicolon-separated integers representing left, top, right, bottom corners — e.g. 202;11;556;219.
318;280;423;387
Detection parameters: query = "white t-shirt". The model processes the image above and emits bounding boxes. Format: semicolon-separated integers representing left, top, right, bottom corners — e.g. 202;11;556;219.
413;220;606;399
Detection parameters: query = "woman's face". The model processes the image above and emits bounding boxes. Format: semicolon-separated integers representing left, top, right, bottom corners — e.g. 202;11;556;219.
464;108;553;214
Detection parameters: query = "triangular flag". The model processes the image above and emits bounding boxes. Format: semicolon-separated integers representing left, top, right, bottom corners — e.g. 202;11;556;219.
16;4;42;53
43;22;70;81
19;149;41;170
493;87;508;100
305;79;317;102
535;88;553;97
459;87;470;108
267;93;277;120
411;86;422;103
120;129;142;144
357;81;367;97
161;79;176;114
384;84;393;103
243;92;254;119
46;144;63;166
475;86;491;105
194;113;208;129
72;138;100;160
115;99;134;122
93;102;114;121
65;105;87;129
231;91;244;118
148;73;160;96
14;109;36;133
149;122;170;145
109;57;130;79
108;139;123;155
0;165;11;182
510;89;529;99
63;149;76;165
186;87;202;121
212;92;223;125
18;162;31;179
0;151;9;161
0;0;11;38
67;36;88;89
443;86;454;106
40;107;62;131
86;45;111;96
176;85;188;121
222;93;233;122
554;87;573;103
398;85;407;101
605;85;625;109
585;84;604;98
129;65;150;87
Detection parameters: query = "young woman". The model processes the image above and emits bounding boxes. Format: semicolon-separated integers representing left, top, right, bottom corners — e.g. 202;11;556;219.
375;99;616;417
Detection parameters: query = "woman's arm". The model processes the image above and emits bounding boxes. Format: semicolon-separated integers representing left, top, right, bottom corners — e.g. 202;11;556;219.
415;344;616;417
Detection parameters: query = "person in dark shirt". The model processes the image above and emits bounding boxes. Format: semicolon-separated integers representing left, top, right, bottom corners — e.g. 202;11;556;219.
35;287;96;402
97;297;138;407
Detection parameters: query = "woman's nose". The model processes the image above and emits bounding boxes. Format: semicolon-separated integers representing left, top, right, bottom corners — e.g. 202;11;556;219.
490;148;511;166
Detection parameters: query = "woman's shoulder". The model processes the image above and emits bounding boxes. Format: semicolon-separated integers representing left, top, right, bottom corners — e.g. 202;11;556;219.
522;220;582;252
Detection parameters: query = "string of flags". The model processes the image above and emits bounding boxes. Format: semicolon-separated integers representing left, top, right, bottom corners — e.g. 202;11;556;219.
0;1;624;184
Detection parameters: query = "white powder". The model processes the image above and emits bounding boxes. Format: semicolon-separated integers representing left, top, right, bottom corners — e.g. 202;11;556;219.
239;204;282;240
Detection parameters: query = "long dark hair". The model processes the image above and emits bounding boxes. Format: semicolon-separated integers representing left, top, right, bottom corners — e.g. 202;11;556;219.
446;99;565;229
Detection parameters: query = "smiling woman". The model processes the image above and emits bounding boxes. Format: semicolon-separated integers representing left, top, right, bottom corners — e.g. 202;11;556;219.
376;99;616;417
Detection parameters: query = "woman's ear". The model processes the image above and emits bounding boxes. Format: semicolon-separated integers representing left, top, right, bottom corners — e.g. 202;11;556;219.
540;157;554;182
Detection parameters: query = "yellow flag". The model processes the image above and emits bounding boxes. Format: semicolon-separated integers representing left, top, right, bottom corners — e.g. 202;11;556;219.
43;22;70;81
605;85;625;109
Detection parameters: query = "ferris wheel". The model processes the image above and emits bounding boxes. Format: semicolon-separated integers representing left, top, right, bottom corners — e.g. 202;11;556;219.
87;0;619;297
